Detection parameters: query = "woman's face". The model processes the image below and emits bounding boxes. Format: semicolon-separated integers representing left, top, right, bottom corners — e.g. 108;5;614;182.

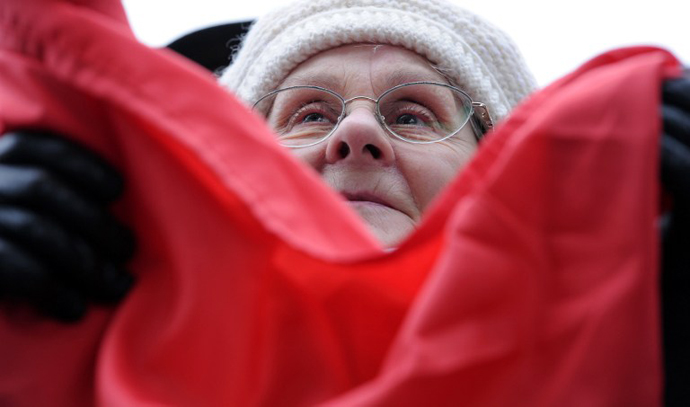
272;44;478;246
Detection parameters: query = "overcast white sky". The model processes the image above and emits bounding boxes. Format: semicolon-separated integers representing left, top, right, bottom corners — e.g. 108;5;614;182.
121;0;689;86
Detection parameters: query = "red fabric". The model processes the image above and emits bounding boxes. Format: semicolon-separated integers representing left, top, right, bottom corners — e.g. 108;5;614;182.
0;0;680;406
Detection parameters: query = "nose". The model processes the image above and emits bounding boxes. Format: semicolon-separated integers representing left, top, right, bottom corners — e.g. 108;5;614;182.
324;107;395;165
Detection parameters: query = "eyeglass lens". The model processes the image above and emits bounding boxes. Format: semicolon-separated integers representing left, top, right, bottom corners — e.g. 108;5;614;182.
254;83;473;147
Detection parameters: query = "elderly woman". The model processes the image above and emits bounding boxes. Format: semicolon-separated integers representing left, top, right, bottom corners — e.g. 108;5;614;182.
220;0;536;246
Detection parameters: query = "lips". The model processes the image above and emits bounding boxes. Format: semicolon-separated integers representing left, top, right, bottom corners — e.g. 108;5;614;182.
321;167;415;219
341;191;393;208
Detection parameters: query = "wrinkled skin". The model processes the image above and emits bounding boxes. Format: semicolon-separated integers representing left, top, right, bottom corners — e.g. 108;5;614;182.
273;45;478;246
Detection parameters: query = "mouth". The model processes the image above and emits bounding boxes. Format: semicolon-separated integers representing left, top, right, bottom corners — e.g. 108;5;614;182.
341;191;393;209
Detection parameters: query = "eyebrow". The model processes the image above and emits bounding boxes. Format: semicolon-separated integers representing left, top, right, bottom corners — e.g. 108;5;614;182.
278;66;450;94
280;73;342;90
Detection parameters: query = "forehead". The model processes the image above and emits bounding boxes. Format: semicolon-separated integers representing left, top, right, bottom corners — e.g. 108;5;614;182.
279;44;449;93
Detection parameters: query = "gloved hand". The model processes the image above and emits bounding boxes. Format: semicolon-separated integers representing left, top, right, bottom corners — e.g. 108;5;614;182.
659;72;690;406
0;130;135;322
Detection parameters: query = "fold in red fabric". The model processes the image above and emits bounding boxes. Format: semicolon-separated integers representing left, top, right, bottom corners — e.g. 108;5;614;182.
0;0;681;406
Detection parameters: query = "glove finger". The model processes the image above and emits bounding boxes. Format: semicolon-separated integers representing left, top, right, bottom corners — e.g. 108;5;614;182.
0;130;123;203
0;204;97;277
90;263;135;303
663;76;690;112
660;133;690;219
0;206;134;303
0;236;50;297
35;285;88;322
0;237;87;322
660;206;690;406
0;165;135;262
662;105;690;147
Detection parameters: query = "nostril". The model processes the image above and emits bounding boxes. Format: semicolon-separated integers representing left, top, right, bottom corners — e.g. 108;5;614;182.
338;142;350;158
364;144;382;159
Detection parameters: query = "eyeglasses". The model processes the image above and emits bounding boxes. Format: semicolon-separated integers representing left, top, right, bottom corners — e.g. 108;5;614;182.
253;81;493;148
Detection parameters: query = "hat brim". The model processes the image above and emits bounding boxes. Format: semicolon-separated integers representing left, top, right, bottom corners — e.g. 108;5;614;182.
167;21;253;73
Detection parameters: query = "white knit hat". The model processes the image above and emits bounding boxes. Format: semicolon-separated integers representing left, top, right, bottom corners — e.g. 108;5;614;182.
219;0;537;121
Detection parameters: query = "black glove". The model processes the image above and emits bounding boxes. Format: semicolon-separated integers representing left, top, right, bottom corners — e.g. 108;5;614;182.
659;72;690;406
0;130;135;322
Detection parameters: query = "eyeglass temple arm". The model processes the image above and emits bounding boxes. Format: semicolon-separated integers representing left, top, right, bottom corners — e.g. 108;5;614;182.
471;102;494;137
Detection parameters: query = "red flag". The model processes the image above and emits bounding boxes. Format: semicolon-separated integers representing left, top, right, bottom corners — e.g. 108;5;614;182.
0;0;680;406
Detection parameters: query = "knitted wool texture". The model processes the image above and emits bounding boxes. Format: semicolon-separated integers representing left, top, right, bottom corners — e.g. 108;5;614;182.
219;0;538;121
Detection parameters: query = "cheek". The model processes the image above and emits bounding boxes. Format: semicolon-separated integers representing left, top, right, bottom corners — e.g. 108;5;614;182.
399;140;477;210
288;146;325;170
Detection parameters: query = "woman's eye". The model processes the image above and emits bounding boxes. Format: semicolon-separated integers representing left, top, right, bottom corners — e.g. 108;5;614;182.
396;113;422;125
384;100;439;128
290;102;338;126
302;112;328;123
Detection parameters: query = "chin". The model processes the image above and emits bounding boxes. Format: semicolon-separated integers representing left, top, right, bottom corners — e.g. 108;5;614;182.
370;227;410;248
350;202;416;247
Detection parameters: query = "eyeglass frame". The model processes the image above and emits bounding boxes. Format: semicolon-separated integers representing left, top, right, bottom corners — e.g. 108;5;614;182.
252;81;494;148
